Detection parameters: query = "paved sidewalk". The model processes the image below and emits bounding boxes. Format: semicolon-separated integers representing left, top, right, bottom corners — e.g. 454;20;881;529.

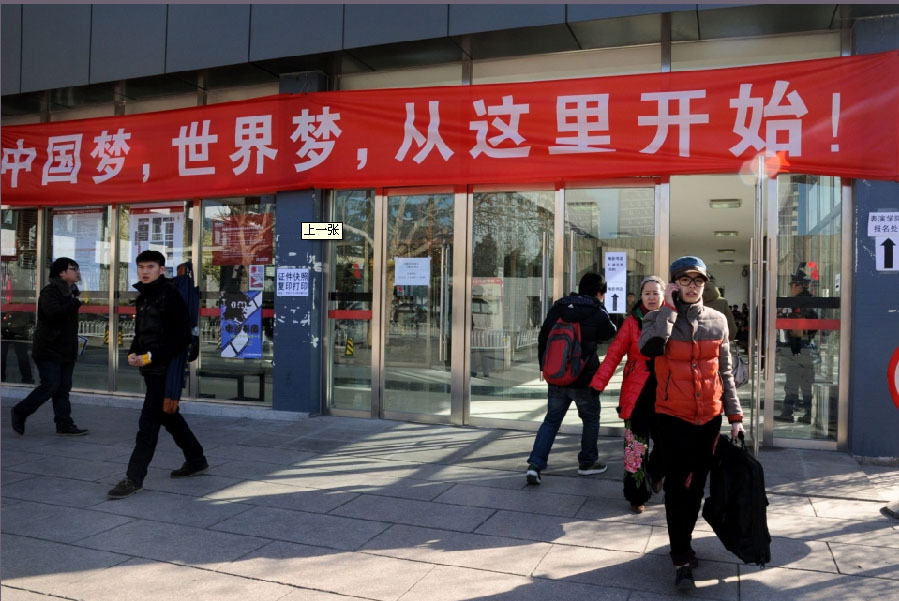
2;388;898;601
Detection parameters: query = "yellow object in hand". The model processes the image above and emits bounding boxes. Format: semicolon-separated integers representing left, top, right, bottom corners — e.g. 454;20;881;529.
128;352;152;366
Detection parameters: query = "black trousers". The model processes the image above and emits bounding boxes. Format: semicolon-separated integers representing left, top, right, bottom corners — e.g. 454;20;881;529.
1;340;34;382
622;375;663;507
126;369;205;486
656;413;722;566
13;359;75;428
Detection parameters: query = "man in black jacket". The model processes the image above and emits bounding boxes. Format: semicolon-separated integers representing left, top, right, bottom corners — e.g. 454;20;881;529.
10;257;87;436
108;250;207;499
526;272;617;485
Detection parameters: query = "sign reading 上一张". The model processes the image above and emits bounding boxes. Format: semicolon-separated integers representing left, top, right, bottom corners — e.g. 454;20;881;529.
605;251;628;314
220;291;263;359
301;222;343;239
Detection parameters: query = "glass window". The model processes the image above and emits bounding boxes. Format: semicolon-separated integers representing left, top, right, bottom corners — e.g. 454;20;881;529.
339;64;463;91
48;206;113;391
198;196;275;403
473;45;661;84
1;208;39;384
773;175;841;441
115;202;193;395
672;31;840;70
328;190;375;412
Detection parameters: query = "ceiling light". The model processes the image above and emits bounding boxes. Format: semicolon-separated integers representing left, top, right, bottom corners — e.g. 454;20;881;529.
714;231;739;237
719;259;735;264
709;198;742;209
717;249;736;255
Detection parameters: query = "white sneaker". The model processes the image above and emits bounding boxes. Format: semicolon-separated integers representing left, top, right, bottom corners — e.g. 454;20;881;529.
577;462;608;476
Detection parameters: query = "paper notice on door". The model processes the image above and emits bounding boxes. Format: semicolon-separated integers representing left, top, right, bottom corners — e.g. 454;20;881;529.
395;257;430;286
604;251;628;314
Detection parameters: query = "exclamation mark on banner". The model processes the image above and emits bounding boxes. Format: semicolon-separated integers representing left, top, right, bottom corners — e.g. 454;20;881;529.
831;93;841;152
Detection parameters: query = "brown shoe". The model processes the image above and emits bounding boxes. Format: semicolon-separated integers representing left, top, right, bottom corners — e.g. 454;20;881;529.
631;504;645;514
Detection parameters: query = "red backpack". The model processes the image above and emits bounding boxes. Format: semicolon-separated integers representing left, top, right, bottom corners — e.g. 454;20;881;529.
542;318;585;385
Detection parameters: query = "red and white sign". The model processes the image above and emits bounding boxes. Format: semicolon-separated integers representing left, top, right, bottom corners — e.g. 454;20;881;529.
889;346;899;411
211;213;273;265
3;52;899;207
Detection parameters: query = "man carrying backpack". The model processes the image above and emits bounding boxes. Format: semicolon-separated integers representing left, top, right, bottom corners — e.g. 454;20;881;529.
526;272;616;485
108;250;208;499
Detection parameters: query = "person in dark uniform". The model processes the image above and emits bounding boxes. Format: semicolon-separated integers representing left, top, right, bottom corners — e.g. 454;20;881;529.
775;267;818;424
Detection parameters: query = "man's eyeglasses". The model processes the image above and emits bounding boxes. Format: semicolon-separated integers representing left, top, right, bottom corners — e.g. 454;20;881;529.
676;275;707;287
65;266;80;272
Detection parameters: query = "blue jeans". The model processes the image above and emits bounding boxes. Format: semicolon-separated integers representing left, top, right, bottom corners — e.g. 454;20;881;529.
13;359;75;429
527;385;600;470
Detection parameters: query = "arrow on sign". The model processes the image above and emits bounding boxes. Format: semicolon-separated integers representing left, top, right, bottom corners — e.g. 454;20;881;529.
610;294;619;312
883;238;895;269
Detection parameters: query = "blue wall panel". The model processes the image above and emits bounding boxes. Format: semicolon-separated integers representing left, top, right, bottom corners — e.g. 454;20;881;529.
21;4;91;92
1;4;22;95
448;4;564;36
849;15;899;458
91;5;167;84
273;189;324;415
344;4;448;49
166;4;250;73
850;181;899;457
250;5;343;61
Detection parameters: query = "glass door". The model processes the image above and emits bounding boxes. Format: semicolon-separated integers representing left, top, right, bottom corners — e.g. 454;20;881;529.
47;206;113;391
564;185;657;434
114;202;192;395
762;174;843;447
467;188;555;425
1;208;39;385
328;190;376;413
381;190;454;420
669;175;758;444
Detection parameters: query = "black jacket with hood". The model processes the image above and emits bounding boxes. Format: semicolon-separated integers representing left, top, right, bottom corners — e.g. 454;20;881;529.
128;275;190;373
538;293;617;388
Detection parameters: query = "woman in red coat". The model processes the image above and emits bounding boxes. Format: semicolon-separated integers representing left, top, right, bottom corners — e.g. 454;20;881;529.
591;276;665;513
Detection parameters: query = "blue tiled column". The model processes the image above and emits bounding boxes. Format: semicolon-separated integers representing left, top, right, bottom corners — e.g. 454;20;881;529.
849;18;899;457
272;72;327;414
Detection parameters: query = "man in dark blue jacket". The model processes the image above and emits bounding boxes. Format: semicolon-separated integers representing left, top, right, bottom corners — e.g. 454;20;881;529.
10;257;87;436
107;250;207;499
526;272;617;485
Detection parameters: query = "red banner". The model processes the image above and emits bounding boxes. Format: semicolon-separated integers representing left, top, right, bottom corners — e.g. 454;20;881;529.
3;52;898;207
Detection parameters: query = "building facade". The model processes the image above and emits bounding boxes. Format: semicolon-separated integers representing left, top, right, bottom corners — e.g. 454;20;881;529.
2;4;899;458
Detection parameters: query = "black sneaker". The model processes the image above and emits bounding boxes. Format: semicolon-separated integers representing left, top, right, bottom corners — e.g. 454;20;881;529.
526;464;542;485
10;408;25;435
170;460;209;478
797;413;812;424
577;462;608;476
56;424;88;436
773;411;794;423
108;478;142;499
674;566;696;590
